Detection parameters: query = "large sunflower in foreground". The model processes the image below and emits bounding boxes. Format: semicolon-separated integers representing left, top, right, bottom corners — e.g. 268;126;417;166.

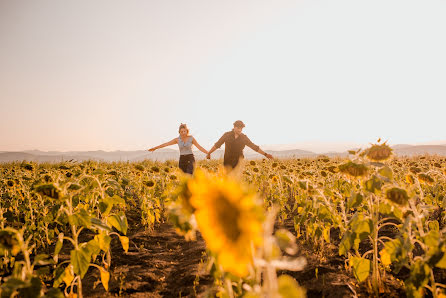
188;169;264;277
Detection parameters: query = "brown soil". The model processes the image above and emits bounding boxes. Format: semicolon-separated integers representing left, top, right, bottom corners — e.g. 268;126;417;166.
82;208;214;297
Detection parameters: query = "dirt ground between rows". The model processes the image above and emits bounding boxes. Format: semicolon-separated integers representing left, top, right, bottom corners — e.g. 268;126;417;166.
82;208;213;297
81;209;407;298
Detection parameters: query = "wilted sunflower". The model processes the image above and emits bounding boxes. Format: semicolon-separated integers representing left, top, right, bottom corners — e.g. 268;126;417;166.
144;180;155;188
108;170;118;176
327;166;338;174
134;164;144;171
417;173;434;185
34;183;62;200
22;163;34;171
188;170;263;277
366;143;393;161
410;167;422;174
385;187;409;206
338;161;368;177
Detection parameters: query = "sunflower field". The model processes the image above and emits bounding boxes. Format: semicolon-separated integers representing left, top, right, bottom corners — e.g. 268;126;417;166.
1;141;446;297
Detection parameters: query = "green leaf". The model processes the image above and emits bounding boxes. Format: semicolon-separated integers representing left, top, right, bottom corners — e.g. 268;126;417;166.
363;176;383;194
350;217;372;251
53;233;64;263
435;252;446;269
323;227;330;243
68;208;91;228
347;192;364;209
350;256;371;282
90;218;113;232
119;236;129;253
378;202;403;220
378;166;393;180
339;231;353;256
423;230;440;255
278;275;306;298
94;232;112;252
99;195;125;216
70;247;91;278
100;267;110;291
53;265;66;288
62;265;74;287
107;212;128;235
86;239;101;257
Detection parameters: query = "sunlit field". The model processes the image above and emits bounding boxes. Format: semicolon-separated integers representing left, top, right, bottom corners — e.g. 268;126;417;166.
1;142;446;297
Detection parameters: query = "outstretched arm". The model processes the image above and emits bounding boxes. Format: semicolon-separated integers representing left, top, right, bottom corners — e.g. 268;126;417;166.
148;138;177;152
256;147;273;159
245;136;273;159
192;138;208;154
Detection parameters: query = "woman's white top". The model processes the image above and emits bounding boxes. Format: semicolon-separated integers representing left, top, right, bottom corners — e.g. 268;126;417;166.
178;136;193;155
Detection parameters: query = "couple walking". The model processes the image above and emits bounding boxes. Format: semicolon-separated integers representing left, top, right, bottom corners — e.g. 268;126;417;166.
148;120;273;174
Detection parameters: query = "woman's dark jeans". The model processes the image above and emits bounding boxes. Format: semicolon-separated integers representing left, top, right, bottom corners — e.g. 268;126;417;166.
179;154;195;174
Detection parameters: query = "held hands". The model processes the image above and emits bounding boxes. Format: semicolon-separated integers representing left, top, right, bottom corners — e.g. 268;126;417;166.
206;153;211;159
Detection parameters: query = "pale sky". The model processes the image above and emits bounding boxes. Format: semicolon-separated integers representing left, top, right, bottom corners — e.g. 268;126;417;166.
1;0;445;152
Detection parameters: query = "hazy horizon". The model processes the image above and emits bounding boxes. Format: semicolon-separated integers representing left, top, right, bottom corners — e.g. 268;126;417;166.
1;1;445;152
3;139;446;155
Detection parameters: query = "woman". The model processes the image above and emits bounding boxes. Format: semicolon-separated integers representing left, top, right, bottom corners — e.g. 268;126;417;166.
148;123;208;174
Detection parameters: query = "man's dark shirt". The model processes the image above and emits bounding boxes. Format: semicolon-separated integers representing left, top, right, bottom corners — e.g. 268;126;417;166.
214;130;260;168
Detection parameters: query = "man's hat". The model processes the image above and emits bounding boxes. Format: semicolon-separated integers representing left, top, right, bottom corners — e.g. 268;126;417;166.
233;120;245;128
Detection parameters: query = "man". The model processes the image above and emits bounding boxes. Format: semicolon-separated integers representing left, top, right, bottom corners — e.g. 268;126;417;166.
207;120;273;169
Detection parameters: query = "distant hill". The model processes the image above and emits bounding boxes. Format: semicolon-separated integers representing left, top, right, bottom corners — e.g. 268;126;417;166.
392;145;446;156
391;144;414;150
0;152;105;163
1;144;446;163
256;149;316;159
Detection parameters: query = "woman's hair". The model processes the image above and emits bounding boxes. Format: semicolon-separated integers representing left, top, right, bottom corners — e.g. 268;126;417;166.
178;123;189;134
